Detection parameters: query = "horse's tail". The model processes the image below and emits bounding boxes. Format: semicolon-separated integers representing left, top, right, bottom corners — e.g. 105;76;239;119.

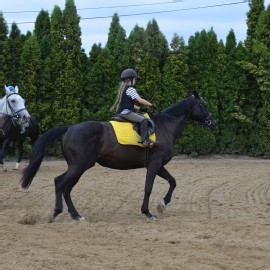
20;126;69;189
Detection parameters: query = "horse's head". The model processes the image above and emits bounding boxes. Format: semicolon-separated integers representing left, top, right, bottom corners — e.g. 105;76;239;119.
3;85;30;125
190;92;216;131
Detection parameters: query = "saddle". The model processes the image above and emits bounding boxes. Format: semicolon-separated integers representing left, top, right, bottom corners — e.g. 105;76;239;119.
110;113;156;147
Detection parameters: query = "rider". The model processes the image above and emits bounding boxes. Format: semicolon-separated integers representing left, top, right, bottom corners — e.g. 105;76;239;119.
110;68;158;148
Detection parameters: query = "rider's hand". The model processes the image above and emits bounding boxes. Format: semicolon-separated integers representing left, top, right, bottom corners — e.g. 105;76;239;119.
151;103;157;109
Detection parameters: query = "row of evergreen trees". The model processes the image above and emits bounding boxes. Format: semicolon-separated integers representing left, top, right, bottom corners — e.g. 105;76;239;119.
0;0;270;157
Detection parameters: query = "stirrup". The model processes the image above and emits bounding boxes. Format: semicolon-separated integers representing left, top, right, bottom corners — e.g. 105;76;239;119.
143;139;158;148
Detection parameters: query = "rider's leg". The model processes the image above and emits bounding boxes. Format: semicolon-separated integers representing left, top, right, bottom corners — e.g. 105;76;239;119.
140;119;156;147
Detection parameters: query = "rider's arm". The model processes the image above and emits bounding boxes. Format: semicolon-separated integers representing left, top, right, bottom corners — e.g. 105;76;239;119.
135;95;153;107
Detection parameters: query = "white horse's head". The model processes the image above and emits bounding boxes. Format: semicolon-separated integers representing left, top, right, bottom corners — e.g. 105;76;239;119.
1;85;30;123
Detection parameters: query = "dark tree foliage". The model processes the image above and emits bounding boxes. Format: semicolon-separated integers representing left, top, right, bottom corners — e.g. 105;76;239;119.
6;23;23;86
34;9;51;60
138;19;169;105
246;0;265;49
19;36;42;116
0;13;8;85
106;14;128;93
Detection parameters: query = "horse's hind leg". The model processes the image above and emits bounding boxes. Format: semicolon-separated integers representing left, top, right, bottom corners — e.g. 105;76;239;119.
156;166;176;214
49;173;66;222
61;166;88;221
50;169;85;222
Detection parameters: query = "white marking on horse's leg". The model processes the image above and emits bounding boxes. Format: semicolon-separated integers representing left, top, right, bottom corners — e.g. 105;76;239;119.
15;162;20;170
48;214;55;223
147;215;157;221
157;200;167;214
78;216;86;222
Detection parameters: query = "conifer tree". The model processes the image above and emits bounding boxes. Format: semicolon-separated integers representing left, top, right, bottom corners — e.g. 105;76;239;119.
126;25;147;91
182;29;219;155
215;30;251;154
51;0;84;125
63;0;82;61
106;13;128;84
31;9;52;131
87;45;115;121
6;23;23;86
161;34;188;108
0;13;8;86
34;9;51;60
241;3;270;155
19;36;42;116
140;19;168;105
246;0;265;49
50;5;65;84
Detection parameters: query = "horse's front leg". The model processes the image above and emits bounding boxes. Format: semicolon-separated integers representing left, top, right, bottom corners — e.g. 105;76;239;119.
141;160;162;221
156;166;176;214
15;141;24;170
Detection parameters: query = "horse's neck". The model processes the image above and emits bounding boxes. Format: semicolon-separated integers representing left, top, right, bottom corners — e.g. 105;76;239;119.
0;97;7;115
156;98;194;139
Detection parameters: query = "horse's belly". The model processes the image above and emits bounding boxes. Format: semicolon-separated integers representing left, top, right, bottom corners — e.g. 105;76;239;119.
97;155;144;170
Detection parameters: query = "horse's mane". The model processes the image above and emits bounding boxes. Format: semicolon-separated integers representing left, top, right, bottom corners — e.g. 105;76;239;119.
158;96;194;118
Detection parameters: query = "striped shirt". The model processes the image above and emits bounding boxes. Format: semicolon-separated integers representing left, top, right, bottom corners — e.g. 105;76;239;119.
126;87;139;99
120;87;139;114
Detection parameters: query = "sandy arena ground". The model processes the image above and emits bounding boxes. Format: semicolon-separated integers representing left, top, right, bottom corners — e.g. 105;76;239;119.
0;156;270;270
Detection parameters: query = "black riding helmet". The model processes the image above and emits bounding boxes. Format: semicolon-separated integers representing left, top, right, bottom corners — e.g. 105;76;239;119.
121;68;138;81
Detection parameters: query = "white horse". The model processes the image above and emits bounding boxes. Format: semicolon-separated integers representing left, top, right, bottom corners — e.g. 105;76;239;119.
0;85;30;171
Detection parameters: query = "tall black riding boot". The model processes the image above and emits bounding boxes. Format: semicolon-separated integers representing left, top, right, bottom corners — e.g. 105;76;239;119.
140;119;155;148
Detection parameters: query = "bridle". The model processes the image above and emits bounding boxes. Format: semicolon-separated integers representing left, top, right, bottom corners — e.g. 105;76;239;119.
196;98;213;127
5;93;28;125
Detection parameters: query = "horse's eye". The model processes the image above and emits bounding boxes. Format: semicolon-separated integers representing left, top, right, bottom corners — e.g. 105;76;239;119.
11;99;16;103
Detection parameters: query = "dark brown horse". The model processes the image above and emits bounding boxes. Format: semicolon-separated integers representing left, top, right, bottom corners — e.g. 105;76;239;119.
21;92;215;221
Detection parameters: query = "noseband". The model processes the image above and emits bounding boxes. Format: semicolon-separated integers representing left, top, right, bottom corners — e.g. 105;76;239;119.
196;98;213;127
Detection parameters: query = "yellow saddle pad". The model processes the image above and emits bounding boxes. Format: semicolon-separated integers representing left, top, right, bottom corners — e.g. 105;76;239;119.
110;116;156;147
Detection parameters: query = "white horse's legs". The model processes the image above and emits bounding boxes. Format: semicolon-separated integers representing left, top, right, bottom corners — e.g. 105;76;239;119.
0;164;7;172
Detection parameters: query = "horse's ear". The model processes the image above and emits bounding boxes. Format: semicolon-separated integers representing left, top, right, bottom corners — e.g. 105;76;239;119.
15;86;19;93
4;85;10;94
193;91;200;99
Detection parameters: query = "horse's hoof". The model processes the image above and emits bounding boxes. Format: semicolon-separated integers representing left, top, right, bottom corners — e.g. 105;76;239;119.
157;200;167;214
147;215;157;221
15;163;20;170
48;214;55;223
78;216;86;222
